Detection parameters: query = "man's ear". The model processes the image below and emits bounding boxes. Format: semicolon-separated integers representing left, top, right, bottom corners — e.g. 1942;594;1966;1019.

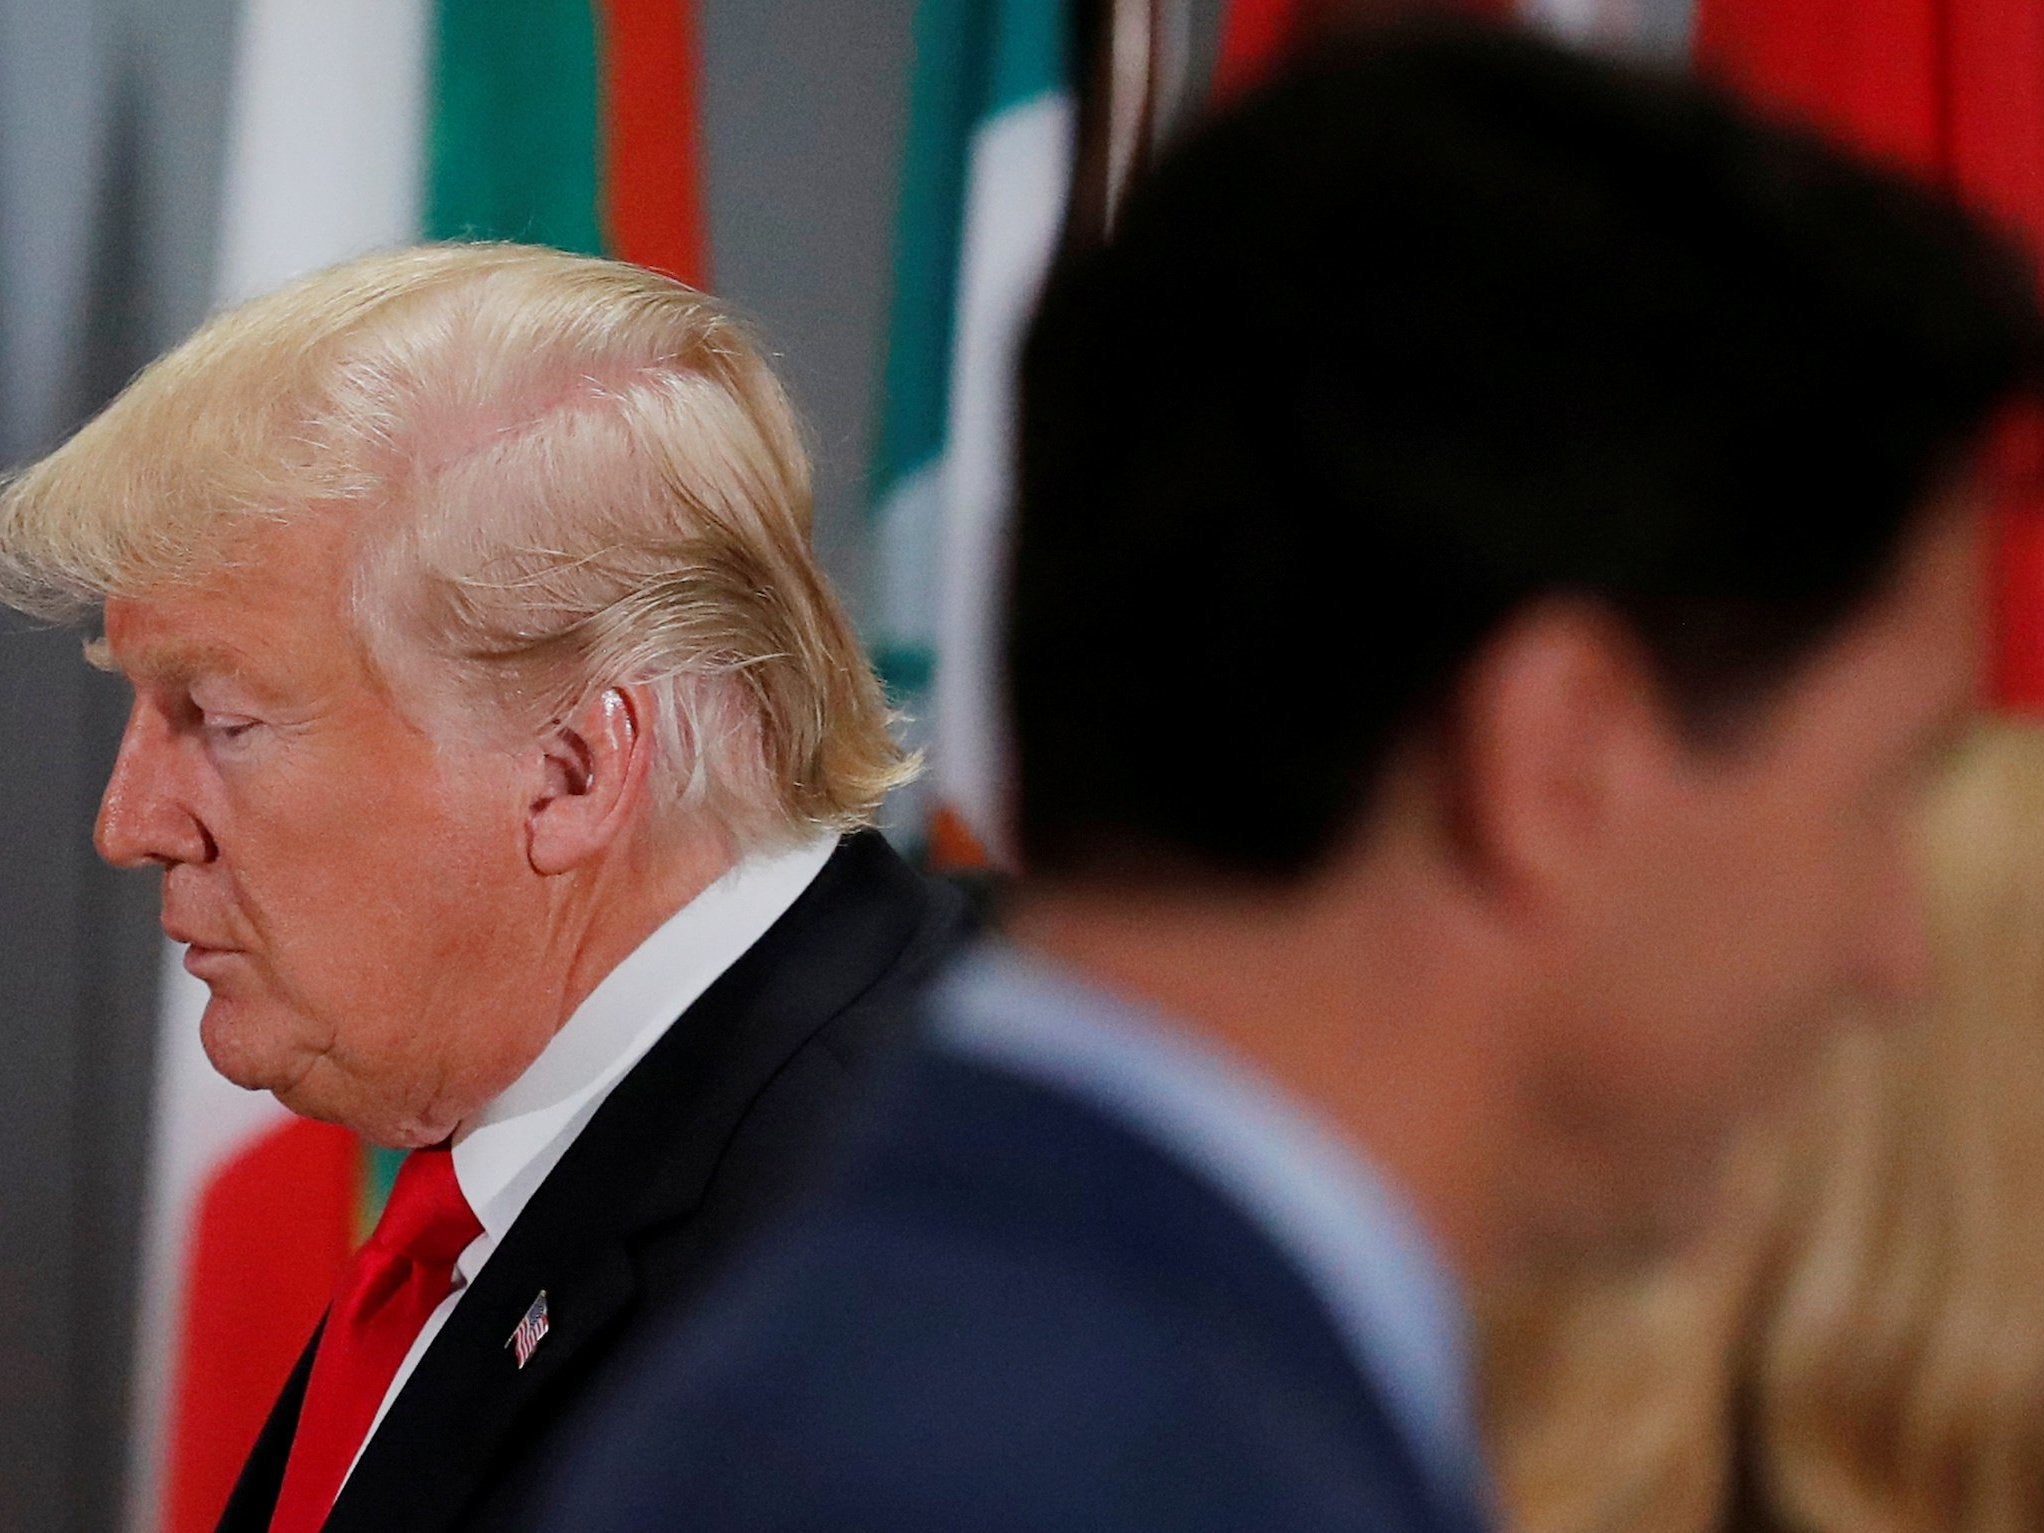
527;687;650;875
1447;601;1673;905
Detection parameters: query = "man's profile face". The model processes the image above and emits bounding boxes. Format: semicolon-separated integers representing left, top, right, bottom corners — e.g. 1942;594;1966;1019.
95;514;562;1146
1535;497;1987;1254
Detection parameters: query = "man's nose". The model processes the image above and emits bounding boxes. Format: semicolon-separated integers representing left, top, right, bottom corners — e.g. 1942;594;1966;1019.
94;700;211;868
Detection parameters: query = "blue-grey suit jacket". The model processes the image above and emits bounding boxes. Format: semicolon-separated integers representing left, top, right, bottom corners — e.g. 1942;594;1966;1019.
537;1029;1493;1533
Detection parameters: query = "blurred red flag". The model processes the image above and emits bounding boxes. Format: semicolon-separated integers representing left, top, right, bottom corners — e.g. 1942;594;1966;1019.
1215;0;1519;100
600;0;710;287
1695;0;2044;708
1215;0;1324;97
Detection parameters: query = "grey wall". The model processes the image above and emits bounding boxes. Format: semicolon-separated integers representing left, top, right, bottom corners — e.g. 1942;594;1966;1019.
0;2;236;1529
700;0;921;604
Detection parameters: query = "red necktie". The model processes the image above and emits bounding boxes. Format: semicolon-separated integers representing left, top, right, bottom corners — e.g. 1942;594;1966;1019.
269;1145;482;1532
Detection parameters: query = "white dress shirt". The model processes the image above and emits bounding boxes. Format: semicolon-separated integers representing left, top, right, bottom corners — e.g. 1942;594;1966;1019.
341;834;837;1486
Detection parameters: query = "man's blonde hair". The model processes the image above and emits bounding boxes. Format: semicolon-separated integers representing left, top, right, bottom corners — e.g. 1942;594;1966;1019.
0;243;913;850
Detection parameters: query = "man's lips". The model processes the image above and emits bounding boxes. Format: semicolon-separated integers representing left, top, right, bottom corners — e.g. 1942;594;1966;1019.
163;921;241;960
179;943;244;981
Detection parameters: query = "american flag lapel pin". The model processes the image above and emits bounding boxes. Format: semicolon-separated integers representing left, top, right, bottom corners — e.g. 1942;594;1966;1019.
506;1290;550;1370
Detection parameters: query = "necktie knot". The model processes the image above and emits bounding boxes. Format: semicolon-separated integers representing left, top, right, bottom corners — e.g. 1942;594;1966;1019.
370;1144;482;1268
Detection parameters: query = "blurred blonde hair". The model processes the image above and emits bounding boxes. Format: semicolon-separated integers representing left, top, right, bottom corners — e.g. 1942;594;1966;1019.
0;242;913;852
1485;720;2044;1533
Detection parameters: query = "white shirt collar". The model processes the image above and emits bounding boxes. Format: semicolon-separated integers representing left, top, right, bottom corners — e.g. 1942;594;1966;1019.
449;833;838;1266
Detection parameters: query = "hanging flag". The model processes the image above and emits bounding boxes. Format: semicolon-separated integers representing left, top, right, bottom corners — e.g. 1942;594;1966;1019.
870;0;1076;870
127;5;708;1530
1693;0;2044;708
1214;0;1321;98
1213;0;1519;101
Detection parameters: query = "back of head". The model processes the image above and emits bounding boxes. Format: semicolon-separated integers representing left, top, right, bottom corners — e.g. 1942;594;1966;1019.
1010;20;2042;884
0;243;908;852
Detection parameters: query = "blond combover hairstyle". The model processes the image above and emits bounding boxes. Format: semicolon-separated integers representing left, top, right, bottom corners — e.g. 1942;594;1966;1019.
1484;721;2044;1533
0;243;912;851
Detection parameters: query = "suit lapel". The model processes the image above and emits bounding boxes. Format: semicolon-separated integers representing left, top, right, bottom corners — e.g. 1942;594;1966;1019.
323;832;957;1530
323;1241;639;1531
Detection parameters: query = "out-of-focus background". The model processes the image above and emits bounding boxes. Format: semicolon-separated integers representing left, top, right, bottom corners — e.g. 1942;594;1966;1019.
16;1;1941;1528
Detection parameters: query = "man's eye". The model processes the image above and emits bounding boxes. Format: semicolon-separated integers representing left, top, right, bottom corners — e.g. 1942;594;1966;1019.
201;713;259;741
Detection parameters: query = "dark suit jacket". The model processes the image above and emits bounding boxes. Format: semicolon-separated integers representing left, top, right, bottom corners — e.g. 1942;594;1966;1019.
537;1033;1494;1533
216;831;972;1533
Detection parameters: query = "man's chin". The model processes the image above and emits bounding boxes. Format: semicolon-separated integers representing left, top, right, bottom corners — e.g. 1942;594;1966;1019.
200;1010;458;1147
197;997;319;1103
1506;1126;1739;1287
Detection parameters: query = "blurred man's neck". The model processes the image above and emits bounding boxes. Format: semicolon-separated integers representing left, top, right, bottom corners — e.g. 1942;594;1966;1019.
1008;845;1519;1285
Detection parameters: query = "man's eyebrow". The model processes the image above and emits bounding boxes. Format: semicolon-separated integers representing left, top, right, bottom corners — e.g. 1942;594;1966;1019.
85;638;247;687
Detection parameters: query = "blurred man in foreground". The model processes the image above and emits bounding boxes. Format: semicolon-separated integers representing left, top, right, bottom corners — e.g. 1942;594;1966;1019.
554;22;2043;1533
0;244;970;1531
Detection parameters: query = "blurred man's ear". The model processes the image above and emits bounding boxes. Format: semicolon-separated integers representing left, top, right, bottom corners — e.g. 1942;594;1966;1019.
1447;601;1676;908
527;687;650;874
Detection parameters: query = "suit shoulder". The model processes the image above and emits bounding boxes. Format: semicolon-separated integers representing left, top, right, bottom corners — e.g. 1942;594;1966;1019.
545;1186;1427;1532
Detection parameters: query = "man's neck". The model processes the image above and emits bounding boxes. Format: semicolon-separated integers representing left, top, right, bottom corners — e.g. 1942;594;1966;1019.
1007;872;1520;1285
545;823;739;1042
